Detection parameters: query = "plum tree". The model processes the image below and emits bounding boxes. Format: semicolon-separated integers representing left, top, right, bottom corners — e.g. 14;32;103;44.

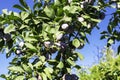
0;0;119;80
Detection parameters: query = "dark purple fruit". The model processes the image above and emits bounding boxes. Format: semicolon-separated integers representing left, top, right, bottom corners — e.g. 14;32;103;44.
62;74;71;80
80;1;88;9
49;47;57;53
0;29;4;39
88;0;95;5
99;12;105;20
3;33;11;42
71;74;79;80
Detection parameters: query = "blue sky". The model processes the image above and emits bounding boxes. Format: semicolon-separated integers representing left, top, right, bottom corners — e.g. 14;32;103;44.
0;0;119;80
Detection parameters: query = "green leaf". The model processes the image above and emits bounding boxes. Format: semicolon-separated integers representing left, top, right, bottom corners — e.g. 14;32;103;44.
91;18;101;23
57;61;64;69
60;16;72;22
54;0;61;6
28;63;33;70
20;11;29;20
8;66;24;73
20;24;29;29
19;0;29;10
82;15;90;19
44;67;53;80
22;64;32;73
117;45;120;55
107;25;113;34
41;72;47;80
4;24;15;33
39;56;46;62
28;77;37;80
13;4;26;11
108;38;114;45
67;58;76;66
25;43;37;51
75;52;84;60
44;67;53;73
34;61;42;68
0;74;7;79
14;76;25;80
33;2;42;10
44;6;55;18
24;37;38;42
72;39;80;48
100;31;108;34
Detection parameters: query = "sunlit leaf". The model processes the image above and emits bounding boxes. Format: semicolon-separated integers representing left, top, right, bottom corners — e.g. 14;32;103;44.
4;24;15;33
57;61;64;69
41;72;47;80
28;77;37;80
72;38;80;48
14;76;25;80
8;66;24;73
44;6;55;18
67;58;76;66
22;64;32;73
25;43;37;51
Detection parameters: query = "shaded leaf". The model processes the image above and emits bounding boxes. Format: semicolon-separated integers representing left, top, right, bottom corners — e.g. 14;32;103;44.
117;45;120;55
19;0;29;10
13;4;26;11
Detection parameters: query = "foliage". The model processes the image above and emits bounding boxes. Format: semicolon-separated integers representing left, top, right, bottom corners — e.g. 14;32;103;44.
79;47;120;80
0;0;119;80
